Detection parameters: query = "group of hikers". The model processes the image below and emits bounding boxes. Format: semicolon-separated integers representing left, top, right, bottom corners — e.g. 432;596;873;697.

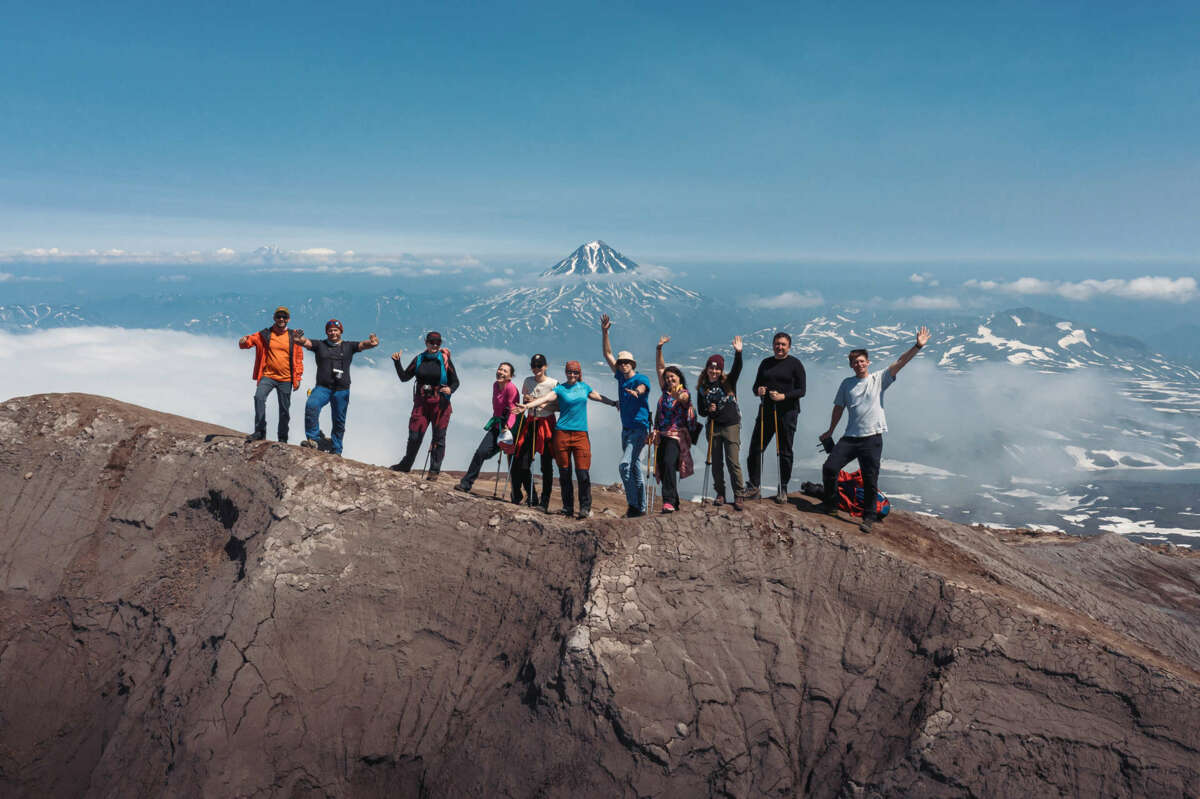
239;306;930;532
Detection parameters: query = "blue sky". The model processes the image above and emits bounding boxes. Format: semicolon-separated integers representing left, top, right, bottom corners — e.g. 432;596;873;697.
2;1;1199;260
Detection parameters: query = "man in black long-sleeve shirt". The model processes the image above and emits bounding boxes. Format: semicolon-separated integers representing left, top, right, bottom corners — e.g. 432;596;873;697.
389;330;460;476
746;331;806;502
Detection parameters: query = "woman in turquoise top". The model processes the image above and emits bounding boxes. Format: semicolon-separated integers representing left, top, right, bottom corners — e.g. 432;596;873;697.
517;359;616;519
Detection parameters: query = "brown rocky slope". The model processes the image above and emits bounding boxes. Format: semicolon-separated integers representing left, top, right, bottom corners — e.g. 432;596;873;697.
1;393;1198;798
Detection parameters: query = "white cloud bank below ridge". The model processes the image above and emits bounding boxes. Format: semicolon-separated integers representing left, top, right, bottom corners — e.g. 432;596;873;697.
965;276;1198;303
743;290;824;309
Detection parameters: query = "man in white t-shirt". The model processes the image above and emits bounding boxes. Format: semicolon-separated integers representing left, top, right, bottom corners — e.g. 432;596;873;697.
818;326;931;533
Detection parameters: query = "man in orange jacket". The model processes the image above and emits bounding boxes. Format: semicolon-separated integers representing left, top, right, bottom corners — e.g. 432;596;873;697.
238;306;305;443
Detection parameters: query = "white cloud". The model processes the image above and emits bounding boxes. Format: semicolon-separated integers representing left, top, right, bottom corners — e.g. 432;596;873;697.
965;276;1198;303
482;277;512;289
0;328;630;484
296;247;338;256
216;247;236;257
743;290;825;309
156;274;189;283
891;294;960;310
908;272;939;287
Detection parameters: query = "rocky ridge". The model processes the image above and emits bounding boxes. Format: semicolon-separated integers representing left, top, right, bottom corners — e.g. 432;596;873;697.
1;394;1198;798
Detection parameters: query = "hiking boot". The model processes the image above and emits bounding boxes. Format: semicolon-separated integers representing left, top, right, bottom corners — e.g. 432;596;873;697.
624;506;645;518
859;517;876;534
743;485;759;499
558;508;574;517
300;438;317;449
713;495;725;507
661;502;675;514
773;492;788;505
818;501;840;517
732;496;745;511
454;483;470;493
390;462;408;472
539;503;553;514
425;472;439;481
577;509;593;520
246;432;265;442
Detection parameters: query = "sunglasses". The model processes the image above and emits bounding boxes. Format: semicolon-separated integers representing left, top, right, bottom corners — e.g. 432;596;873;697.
565;369;581;375
274;314;289;320
426;339;442;345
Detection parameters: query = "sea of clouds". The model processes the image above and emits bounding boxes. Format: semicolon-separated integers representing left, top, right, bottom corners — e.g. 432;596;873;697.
4;328;1197;515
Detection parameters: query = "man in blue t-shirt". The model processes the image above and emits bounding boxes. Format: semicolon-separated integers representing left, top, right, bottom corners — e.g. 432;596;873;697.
601;313;652;517
819;325;930;534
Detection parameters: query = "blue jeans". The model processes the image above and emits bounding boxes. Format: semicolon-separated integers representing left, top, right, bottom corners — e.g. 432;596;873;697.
254;377;293;441
304;386;350;453
619;426;648;511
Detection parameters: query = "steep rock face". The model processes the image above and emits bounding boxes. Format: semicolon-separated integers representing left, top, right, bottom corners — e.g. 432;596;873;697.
0;394;1198;798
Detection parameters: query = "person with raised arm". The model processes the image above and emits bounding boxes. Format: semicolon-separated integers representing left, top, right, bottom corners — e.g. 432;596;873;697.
510;353;558;508
516;360;617;519
296;319;378;456
819;326;931;533
456;361;520;494
389;331;459;478
696;336;745;510
650;336;698;514
600;313;652;517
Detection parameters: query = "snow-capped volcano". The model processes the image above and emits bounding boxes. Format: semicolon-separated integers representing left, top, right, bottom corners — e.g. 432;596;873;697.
453;241;709;351
542;240;638;276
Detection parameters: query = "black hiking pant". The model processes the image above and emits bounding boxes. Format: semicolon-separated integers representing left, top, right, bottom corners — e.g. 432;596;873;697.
460;427;502;490
822;434;883;520
657;438;681;508
511;422;554;506
747;403;798;493
558;467;591;514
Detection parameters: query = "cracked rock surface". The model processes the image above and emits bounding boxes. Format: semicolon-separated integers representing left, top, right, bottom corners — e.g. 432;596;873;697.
1;393;1199;798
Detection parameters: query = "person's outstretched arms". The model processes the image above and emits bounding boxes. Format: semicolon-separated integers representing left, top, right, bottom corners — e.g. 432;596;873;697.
392;351;415;381
655;335;669;387
888;326;931;378
238;333;258;349
588;389;618;407
358;333;379;351
516;390;556;413
601;314;618;372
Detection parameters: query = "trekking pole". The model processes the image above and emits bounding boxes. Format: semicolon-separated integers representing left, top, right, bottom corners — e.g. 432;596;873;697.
420;437;433;478
774;404;785;502
757;401;765;501
500;453;512;500
647;435;658;511
701;419;714;505
491;447;503;498
509;413;525;501
528;419;539;507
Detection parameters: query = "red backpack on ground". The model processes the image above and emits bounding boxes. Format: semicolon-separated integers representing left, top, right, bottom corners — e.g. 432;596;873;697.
835;470;891;518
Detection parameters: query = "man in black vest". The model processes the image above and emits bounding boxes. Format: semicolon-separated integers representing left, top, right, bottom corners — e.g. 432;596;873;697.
297;319;379;456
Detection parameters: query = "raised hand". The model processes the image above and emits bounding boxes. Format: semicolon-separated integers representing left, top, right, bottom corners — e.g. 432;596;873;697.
733;335;743;352
600;314;611;332
367;333;379;347
658;335;670;348
391;351;403;361
916;326;931;348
